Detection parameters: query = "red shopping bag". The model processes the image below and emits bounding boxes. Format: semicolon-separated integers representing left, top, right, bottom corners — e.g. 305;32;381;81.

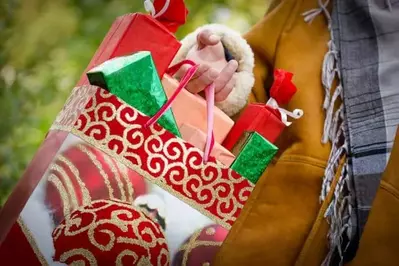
0;55;255;265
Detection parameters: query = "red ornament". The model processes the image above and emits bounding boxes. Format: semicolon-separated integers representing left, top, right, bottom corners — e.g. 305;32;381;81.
45;142;147;223
52;200;170;266
172;224;228;266
269;69;297;105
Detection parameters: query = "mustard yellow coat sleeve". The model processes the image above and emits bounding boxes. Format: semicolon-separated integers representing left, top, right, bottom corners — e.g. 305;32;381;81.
214;0;336;265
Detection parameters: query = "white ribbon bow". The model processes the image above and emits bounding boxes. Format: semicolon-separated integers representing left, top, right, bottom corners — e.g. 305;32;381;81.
267;97;304;126
144;0;170;18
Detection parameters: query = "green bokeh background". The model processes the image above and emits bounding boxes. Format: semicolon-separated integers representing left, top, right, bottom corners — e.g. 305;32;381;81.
0;0;267;205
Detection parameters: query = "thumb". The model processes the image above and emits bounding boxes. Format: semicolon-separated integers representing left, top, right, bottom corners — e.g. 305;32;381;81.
197;29;220;50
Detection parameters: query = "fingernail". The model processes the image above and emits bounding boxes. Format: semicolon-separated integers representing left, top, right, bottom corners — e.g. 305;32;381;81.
209;35;220;43
209;68;219;79
229;60;239;70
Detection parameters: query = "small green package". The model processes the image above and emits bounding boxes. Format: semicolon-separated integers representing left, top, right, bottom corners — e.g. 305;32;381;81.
231;132;278;184
87;51;181;137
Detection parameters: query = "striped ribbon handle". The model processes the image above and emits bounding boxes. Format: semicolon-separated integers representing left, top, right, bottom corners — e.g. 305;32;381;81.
145;60;215;163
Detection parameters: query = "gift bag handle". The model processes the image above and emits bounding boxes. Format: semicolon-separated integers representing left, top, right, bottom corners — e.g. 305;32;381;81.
145;60;215;163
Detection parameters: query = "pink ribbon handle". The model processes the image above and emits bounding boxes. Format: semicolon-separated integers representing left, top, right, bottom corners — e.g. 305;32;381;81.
145;60;215;163
203;83;215;163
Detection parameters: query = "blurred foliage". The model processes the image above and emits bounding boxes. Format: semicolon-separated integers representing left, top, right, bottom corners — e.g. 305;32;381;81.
0;0;268;205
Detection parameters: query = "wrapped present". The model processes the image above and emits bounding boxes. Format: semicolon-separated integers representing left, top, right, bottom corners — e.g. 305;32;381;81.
162;74;234;143
87;52;181;137
230;132;278;184
180;123;235;167
146;0;188;33
77;10;182;86
223;69;303;149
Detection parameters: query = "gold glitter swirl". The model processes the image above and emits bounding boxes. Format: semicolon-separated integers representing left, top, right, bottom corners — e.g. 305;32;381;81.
116;104;139;127
57;155;92;206
118;163;134;202
58;248;97;266
54;200;169;266
50;163;79;210
123;126;145;149
165;162;189;185
146;154;168;176
94;102;117;122
85;121;111;142
144;134;164;154
17;219;49;266
50;86;97;131
201;162;222;183
98;89;113;99
48;173;71;218
177;227;225;266
102;154;126;202
162;138;186;161
77;144;115;200
184;147;207;171
157;248;170;266
115;250;139;265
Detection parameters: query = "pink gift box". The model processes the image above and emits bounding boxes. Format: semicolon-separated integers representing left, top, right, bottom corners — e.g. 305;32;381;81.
162;74;234;144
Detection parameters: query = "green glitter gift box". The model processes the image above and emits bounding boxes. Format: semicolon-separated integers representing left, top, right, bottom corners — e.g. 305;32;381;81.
86;51;181;137
231;132;278;184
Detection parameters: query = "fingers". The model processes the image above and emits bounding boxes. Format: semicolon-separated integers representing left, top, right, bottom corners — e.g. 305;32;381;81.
186;66;219;94
197;29;221;50
215;75;235;102
214;60;238;101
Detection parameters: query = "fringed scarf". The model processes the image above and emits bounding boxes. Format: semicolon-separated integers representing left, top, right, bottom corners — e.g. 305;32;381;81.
303;0;399;265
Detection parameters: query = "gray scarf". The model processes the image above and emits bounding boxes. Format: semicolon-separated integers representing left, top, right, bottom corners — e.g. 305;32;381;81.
304;0;399;264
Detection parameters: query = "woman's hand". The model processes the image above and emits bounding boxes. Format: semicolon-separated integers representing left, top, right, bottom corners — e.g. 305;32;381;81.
177;29;238;102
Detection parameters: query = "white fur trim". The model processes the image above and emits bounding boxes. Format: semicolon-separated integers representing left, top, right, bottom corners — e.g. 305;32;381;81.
173;24;255;116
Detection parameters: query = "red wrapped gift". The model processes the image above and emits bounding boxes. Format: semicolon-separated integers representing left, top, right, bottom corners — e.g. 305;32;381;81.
77;13;181;86
223;69;303;149
223;104;286;149
149;0;188;33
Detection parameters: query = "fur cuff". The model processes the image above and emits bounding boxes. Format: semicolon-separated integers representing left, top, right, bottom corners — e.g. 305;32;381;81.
172;24;255;116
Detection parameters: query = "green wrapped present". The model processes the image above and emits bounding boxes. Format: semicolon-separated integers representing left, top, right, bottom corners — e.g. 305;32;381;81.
87;51;181;137
231;132;278;184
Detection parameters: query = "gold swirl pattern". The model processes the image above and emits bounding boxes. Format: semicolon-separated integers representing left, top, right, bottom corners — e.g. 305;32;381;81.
50;86;97;132
45;142;145;222
176;225;226;266
17;219;49;266
52;200;169;266
52;87;254;228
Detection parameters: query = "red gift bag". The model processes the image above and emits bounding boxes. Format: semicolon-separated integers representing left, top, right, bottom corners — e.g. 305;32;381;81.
0;58;254;265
